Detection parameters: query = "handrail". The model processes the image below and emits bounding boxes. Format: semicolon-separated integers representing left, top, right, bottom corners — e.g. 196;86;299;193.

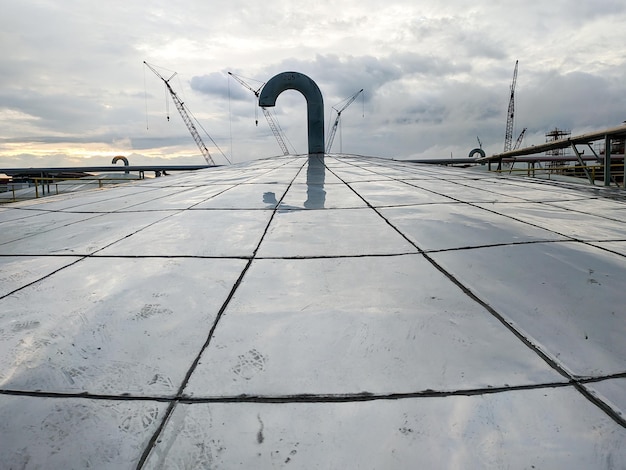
1;176;143;203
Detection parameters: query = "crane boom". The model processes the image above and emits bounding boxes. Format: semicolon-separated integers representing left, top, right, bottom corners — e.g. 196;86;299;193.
228;72;290;155
261;108;290;155
504;60;518;152
227;72;262;96
326;89;363;153
513;127;527;150
144;61;215;166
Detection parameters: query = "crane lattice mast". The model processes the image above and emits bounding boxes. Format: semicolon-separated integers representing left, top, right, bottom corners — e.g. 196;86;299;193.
504;60;518;153
261;109;290;155
144;61;215;166
326;89;364;153
227;72;290;155
513;127;527;150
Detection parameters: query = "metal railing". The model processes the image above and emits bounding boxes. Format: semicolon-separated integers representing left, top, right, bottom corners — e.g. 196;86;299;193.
490;162;625;187
0;176;141;203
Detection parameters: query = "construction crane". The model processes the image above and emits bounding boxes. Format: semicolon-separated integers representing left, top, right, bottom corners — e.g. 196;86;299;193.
513;127;527;150
227;72;291;156
504;60;519;153
144;61;216;166
507;127;529;175
326;89;364;153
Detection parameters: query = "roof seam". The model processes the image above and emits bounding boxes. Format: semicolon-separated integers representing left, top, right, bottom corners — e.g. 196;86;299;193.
135;157;309;469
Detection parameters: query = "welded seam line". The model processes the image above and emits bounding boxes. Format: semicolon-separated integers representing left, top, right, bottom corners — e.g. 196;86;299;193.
330;165;626;428
354;161;626;222
0;380;572;402
573;381;626;426
0;208;192;300
185;164;294;210
1;162;302;299
325;166;426;250
134;170;296;469
332;169;559;374
3;370;625;403
395;176;626;247
0;257;87;301
0;212;107;247
181;381;574;403
326;162;574;242
381;181;626;258
135;159;307;469
366;169;626;263
418;244;626;428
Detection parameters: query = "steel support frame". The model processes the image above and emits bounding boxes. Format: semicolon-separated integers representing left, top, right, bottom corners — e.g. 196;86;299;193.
604;134;611;187
570;143;594;185
622;145;626;189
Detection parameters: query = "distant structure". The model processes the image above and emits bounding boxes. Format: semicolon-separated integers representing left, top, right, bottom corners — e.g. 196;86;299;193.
513;127;527;150
608;123;625;155
228;72;292;156
545;128;571;170
545;128;571;154
611;137;625;155
112;155;129;174
545;127;571;142
144;61;217;166
326;88;364;153
504;60;519;152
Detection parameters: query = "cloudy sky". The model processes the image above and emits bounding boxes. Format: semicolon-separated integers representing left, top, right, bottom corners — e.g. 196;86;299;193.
1;0;626;167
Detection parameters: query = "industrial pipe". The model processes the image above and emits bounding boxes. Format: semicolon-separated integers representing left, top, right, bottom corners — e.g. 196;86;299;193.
259;72;325;155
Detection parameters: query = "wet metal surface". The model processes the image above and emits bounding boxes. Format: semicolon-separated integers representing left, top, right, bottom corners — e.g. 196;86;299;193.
1;155;625;468
184;256;562;397
431;242;626;377
144;389;626;470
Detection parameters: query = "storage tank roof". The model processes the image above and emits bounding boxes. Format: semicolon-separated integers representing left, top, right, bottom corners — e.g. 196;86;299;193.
1;154;625;468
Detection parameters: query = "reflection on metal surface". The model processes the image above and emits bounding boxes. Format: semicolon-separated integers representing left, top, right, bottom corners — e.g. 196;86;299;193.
1;154;625;468
305;154;326;209
265;156;326;210
262;191;278;206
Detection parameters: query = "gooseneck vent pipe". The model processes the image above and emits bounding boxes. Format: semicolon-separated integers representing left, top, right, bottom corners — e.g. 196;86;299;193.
259;72;325;155
112;155;129;174
468;148;486;159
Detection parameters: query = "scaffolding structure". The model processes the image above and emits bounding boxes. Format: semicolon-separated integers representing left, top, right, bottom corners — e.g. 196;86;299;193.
545;128;571;170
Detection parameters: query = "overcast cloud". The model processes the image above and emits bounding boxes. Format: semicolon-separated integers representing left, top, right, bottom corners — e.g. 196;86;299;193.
1;0;626;167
